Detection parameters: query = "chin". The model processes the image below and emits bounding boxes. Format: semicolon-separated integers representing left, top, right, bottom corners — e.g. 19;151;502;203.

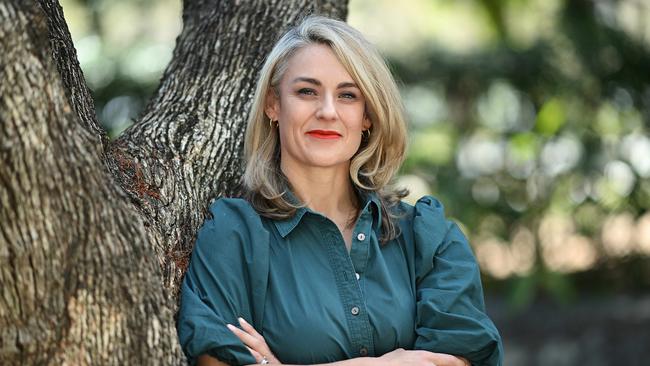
305;155;351;168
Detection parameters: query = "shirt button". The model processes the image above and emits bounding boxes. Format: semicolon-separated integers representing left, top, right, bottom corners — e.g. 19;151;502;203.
350;306;360;315
359;347;368;356
357;233;366;241
355;272;360;280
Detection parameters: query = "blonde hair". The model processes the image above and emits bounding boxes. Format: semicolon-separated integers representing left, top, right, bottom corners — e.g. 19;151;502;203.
243;15;408;243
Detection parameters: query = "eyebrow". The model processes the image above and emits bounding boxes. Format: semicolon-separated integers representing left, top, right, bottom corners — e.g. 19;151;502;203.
291;77;359;89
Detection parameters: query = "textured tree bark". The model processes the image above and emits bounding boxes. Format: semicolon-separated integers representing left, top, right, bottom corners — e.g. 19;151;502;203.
0;0;347;364
113;0;348;296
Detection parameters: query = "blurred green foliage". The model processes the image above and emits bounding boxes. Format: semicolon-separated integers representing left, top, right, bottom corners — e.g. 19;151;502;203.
62;0;650;307
353;0;650;307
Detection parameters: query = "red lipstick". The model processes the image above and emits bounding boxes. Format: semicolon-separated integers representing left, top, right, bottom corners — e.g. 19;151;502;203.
306;130;342;139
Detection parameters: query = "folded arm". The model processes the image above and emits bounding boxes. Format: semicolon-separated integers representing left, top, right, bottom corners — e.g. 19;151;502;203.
411;197;503;365
213;317;469;366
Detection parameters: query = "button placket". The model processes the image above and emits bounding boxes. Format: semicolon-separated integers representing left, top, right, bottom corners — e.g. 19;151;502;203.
349;211;371;279
319;206;375;359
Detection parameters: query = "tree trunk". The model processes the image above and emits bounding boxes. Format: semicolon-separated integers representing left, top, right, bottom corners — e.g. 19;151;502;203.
0;0;348;364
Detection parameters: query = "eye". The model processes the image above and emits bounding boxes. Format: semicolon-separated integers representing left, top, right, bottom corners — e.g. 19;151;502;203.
297;88;316;96
340;92;357;100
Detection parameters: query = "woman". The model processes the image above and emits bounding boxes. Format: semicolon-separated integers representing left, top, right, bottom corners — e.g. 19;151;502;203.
177;16;503;366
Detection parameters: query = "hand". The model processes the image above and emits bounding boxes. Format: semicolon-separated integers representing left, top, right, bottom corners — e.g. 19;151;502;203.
378;348;469;366
428;353;469;366
227;317;281;364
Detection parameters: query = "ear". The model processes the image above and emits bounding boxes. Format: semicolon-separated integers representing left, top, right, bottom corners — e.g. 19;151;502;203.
265;88;280;121
362;112;372;131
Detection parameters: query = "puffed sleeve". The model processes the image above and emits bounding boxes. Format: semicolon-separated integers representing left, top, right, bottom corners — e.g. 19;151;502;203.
412;196;503;366
177;198;269;366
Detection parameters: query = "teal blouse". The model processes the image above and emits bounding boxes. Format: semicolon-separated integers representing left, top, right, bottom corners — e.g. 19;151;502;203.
177;193;503;365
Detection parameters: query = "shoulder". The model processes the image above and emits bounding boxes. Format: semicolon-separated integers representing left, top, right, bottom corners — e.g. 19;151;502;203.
195;197;268;254
395;195;460;255
398;196;476;279
204;197;269;234
394;195;452;234
207;197;262;223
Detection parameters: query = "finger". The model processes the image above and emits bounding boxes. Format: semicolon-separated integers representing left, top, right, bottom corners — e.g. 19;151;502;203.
238;317;263;340
226;324;260;349
246;346;264;363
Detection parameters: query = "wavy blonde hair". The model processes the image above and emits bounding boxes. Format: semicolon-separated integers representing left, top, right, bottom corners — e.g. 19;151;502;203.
243;15;408;243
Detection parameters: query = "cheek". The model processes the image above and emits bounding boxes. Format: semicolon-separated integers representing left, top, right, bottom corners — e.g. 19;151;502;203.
277;123;303;155
346;120;367;136
279;97;312;120
277;127;292;150
277;108;301;141
342;105;367;127
348;133;363;151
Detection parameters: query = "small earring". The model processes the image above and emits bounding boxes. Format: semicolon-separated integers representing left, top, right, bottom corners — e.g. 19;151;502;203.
362;129;370;139
269;118;277;128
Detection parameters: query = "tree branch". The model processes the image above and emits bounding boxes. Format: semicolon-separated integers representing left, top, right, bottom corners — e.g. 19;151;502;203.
111;0;348;297
37;0;108;145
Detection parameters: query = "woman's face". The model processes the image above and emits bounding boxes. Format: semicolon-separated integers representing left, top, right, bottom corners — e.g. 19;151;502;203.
266;44;371;174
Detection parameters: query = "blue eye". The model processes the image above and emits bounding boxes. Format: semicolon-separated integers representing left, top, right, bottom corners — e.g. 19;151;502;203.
298;88;316;95
340;92;357;99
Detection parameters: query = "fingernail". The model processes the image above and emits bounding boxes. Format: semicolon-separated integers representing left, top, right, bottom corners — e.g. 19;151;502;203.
238;317;248;324
226;324;235;330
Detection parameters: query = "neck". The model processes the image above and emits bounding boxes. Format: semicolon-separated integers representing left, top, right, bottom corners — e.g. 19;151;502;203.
281;161;358;221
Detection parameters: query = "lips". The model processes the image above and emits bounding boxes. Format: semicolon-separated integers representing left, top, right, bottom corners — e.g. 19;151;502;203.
305;130;342;140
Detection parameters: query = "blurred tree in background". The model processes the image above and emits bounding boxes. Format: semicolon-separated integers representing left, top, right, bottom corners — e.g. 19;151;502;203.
66;0;650;310
59;0;182;137
353;0;650;308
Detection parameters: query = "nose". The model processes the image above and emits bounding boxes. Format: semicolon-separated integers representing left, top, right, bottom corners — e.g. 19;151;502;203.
316;94;337;121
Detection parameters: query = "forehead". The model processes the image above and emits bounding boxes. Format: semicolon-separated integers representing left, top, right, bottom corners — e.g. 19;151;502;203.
282;44;354;84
